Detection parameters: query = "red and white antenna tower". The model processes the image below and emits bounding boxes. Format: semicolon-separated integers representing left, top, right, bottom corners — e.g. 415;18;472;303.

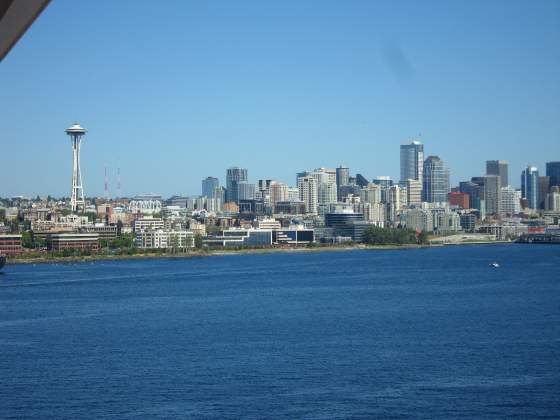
117;167;122;198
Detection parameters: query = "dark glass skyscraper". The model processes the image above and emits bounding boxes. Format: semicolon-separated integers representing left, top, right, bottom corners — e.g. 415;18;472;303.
226;167;248;203
422;156;449;203
486;160;508;187
202;176;219;198
547;161;560;188
336;165;349;201
521;166;539;209
400;141;424;184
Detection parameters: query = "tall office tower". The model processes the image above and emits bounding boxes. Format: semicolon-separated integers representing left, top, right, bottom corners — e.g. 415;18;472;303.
336;165;349;201
500;186;521;216
65;123;87;212
269;181;288;212
202;177;219;198
297;173;318;214
226;167;248;203
538;176;550;209
387;185;403;222
237;181;255;201
486;160;509;187
406;179;422;206
422;156;450;203
311;169;337;205
521;166;539;209
546;161;560;188
483;175;501;215
400;141;424;184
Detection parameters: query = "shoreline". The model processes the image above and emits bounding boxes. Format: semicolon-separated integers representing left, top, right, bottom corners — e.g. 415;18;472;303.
4;241;513;266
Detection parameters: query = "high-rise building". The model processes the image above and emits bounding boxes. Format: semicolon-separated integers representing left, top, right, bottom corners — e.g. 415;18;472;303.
500;186;521;216
422;156;450;203
202;177;219;198
546;162;560;188
336;165;349;201
406;179;422;206
486;160;509;188
546;186;560;211
269;181;288;212
400;141;424;184
297;173;318;214
538;176;550;210
226;167;248;203
521;166;539;209
483;175;501;215
237;181;255;201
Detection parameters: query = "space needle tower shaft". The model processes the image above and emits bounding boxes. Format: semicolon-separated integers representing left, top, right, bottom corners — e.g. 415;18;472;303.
65;123;87;212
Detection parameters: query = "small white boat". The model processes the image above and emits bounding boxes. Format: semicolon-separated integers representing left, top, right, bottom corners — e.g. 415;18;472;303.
489;262;500;268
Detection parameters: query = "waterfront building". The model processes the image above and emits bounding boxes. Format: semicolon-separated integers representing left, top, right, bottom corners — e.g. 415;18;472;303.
546;161;560;188
521;166;539;209
0;234;22;256
500;186;521;216
406;179;422;206
400;141;424;186
256;218;281;230
486;160;509;188
273;229;314;245
325;210;365;240
448;192;469;209
460;213;477;232
202;177;219;198
483;175;501;215
423;156;450;203
135;230;194;250
47;233;100;252
204;229;273;247
226;167;248;203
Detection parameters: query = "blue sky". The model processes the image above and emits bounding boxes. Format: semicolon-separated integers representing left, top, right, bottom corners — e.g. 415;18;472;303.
1;0;559;197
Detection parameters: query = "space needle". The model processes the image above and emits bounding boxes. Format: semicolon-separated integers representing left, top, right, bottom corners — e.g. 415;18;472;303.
65;123;87;212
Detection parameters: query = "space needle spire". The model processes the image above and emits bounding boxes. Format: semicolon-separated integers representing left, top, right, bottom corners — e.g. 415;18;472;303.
65;123;87;212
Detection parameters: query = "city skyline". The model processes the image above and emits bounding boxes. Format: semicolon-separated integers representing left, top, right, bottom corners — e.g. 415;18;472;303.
1;1;559;197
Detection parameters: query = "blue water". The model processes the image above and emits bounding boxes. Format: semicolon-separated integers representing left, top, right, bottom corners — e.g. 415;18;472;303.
0;245;559;419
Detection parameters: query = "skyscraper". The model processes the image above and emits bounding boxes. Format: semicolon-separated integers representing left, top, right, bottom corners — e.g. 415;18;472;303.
422;156;450;203
486;160;508;187
226;167;248;203
400;141;424;184
483;175;501;215
336;165;349;201
546;161;560;188
538;176;550;209
521;166;539;209
297;172;318;214
202;176;219;198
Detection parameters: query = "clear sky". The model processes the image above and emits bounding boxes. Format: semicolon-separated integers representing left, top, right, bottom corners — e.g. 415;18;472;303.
1;0;559;198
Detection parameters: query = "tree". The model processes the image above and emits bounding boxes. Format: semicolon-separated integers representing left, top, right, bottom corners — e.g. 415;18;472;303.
194;234;203;249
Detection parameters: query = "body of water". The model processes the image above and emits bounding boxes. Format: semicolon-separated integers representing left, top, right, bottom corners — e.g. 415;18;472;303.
1;245;559;418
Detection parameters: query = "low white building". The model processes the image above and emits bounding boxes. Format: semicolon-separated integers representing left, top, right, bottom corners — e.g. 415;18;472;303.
135;230;194;250
133;216;165;232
